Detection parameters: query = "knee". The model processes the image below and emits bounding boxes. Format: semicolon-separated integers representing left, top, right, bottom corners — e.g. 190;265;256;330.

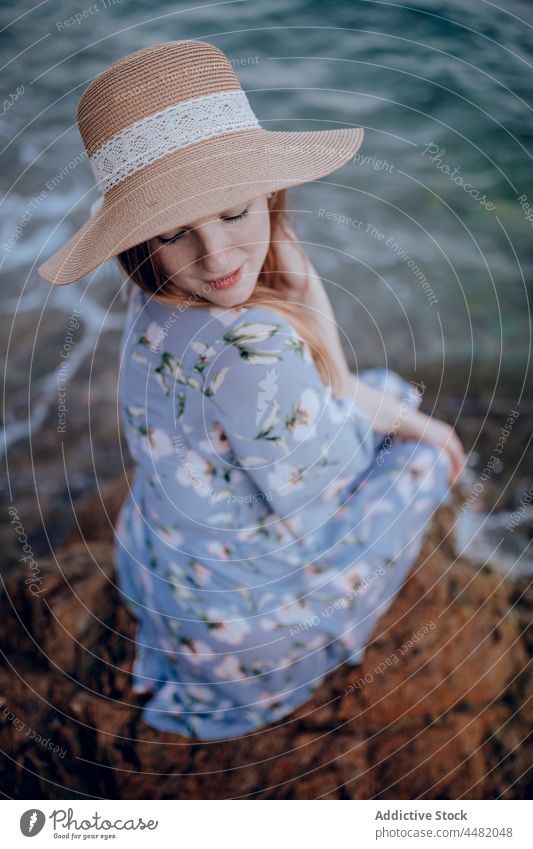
393;440;449;475
416;442;453;487
358;368;422;409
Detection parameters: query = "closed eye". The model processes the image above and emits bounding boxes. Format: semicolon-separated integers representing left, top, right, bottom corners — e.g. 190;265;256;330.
156;207;250;244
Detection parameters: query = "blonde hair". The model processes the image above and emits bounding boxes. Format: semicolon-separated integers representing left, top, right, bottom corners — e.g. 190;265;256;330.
116;190;343;392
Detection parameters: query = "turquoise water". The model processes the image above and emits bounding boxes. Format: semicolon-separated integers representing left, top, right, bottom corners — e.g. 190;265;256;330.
1;0;532;414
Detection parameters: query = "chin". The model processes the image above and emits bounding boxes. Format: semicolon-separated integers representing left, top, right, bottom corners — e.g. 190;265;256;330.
211;277;257;306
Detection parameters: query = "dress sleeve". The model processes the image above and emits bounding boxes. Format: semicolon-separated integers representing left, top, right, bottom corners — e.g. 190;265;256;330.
202;305;377;525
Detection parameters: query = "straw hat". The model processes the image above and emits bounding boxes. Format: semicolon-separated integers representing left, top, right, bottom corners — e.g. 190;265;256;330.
38;39;365;286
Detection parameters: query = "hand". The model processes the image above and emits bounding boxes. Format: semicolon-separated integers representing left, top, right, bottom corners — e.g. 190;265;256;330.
396;409;467;488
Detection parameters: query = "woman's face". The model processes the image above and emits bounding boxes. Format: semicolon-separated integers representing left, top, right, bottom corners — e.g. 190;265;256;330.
147;193;271;306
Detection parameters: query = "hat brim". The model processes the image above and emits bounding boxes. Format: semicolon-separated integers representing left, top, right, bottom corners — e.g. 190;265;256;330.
38;126;364;285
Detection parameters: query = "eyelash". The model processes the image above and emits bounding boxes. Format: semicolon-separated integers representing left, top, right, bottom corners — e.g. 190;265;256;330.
158;207;250;244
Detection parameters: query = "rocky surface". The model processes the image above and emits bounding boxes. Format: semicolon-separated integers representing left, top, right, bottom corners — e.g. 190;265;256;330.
0;475;531;800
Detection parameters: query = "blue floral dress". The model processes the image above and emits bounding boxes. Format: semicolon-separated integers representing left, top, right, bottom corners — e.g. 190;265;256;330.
114;284;452;740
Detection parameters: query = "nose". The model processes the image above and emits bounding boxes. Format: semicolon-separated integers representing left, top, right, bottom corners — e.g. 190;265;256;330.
194;221;239;276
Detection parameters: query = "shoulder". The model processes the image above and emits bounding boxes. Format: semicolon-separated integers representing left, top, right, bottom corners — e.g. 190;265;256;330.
211;305;311;372
204;305;316;411
216;304;298;344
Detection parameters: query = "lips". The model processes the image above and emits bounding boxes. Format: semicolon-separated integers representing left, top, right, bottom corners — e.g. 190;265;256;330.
205;264;243;289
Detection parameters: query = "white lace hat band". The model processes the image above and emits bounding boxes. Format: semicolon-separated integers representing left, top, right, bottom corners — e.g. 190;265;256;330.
90;89;261;194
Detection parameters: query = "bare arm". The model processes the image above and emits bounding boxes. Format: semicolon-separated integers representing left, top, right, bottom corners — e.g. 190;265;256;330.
282;246;466;486
277;238;354;386
299;263;416;425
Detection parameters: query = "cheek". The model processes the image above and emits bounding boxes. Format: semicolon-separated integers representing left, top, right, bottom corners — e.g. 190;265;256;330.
151;240;189;277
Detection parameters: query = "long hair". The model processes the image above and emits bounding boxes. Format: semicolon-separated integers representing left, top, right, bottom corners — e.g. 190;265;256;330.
115;190;344;392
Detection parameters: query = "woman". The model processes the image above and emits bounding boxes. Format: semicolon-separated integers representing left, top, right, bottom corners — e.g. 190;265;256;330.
38;40;466;740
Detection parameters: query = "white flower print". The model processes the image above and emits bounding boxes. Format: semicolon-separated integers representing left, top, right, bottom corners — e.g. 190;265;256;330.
321;474;355;503
256;592;277;609
395;450;437;503
184;683;216;703
190;340;217;373
210;698;236;720
257;690;280;706
191;561;212;585
225;321;280;346
205;608;251;645
287;387;321;441
279;515;303;536
267;462;305;496
141;322;164;352
410;448;439;491
274;592;315;626
273;522;298;546
166;618;181;636
198;422;232;454
284;336;314;365
240;351;282;365
140;427;175;460
158;525;184;546
257;396;281;434
305;632;330;651
301;562;318;580
331;561;370;594
147;681;184;712
205;366;229;396
236;454;270;470
176;449;215;497
131;350;148;365
223;320;284;364
154;351;187;394
213;654;247;681
235;524;264;544
168;574;194;602
285;551;302;566
211;487;233;505
180;639;215;664
338;632;359;654
167;560;186;579
206;540;232;560
208;511;235;524
259;617;279;631
126;404;146;420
